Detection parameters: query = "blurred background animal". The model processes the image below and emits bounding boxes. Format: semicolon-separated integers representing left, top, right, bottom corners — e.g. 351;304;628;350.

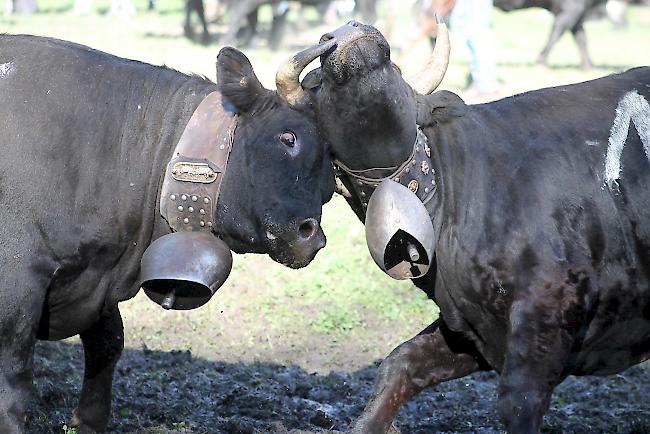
494;0;617;69
184;0;378;48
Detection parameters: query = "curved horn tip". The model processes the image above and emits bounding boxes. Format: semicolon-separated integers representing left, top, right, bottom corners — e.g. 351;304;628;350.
407;22;450;95
275;38;338;107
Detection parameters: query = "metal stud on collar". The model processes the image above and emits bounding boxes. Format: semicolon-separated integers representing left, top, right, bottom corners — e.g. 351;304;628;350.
333;128;436;210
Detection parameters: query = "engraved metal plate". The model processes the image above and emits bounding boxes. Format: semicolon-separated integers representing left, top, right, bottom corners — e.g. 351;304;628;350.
171;162;218;183
408;180;419;193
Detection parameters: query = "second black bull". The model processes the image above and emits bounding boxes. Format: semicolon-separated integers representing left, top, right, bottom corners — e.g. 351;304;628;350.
305;21;650;433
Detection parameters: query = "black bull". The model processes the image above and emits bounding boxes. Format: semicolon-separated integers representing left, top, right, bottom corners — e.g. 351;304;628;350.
494;0;607;69
308;22;650;433
0;35;334;432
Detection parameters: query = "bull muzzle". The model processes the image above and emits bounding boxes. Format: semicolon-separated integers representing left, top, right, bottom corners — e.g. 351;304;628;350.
320;18;450;95
138;232;233;310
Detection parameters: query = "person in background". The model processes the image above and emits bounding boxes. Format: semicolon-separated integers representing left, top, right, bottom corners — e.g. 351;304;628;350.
391;0;455;66
4;0;37;14
448;0;500;102
418;0;456;46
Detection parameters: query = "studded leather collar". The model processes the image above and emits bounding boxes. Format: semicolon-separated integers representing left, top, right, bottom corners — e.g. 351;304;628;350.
160;92;238;232
333;128;436;214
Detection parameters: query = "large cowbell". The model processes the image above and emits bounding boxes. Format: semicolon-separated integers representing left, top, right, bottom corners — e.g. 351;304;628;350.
139;232;233;310
138;91;236;310
365;180;435;279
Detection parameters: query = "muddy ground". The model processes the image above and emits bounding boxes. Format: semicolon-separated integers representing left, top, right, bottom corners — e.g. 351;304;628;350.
28;340;650;433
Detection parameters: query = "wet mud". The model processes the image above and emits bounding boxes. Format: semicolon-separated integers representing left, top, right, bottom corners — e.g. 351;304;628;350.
28;341;650;433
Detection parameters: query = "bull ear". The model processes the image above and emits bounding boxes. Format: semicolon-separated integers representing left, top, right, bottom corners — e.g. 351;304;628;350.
415;91;467;127
217;47;269;114
301;68;322;100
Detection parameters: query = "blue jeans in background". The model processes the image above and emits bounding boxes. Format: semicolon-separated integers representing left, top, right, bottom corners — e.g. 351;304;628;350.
450;0;499;93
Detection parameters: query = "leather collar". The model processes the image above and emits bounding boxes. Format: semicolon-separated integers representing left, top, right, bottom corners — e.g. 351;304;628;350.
333;128;437;215
160;92;238;232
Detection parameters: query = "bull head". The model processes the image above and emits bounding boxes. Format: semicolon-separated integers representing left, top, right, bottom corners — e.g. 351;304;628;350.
139;40;338;311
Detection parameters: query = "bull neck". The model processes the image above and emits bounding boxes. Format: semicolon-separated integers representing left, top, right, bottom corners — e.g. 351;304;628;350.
145;78;220;240
334;126;419;180
334;126;438;221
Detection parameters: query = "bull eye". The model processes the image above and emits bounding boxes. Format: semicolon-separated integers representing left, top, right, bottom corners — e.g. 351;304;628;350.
279;131;296;148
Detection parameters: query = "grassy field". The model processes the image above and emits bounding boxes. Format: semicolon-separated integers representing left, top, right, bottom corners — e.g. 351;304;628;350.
2;1;650;373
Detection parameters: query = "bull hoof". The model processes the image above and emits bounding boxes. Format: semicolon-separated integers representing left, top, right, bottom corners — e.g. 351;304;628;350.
71;409;105;434
348;419;401;434
183;24;194;40
534;61;549;72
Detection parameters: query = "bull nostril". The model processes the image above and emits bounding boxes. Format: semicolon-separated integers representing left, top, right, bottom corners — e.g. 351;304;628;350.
298;218;318;240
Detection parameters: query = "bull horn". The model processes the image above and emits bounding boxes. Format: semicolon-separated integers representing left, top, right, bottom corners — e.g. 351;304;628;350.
276;38;337;107
406;14;450;95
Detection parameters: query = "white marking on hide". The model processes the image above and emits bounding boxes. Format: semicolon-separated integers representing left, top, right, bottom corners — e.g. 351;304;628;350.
585;140;599;147
604;90;650;188
0;62;14;78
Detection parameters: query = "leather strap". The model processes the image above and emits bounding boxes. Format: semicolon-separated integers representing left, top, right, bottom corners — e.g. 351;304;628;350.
160;92;238;232
333;128;437;212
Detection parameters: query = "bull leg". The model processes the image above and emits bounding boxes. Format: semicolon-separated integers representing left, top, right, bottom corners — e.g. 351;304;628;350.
195;0;211;45
0;271;46;433
571;21;592;70
349;319;486;434
184;0;210;44
268;5;289;50
184;0;195;39
537;7;584;66
355;0;377;24
237;9;258;48
71;307;124;434
221;0;265;47
497;299;580;433
0;332;37;433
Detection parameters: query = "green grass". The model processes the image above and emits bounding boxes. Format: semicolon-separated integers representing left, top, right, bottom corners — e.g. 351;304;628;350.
61;425;77;434
268;196;436;336
3;2;649;371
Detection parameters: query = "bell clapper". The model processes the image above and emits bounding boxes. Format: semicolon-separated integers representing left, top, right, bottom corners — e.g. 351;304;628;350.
161;291;176;310
365;180;435;280
406;242;420;262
